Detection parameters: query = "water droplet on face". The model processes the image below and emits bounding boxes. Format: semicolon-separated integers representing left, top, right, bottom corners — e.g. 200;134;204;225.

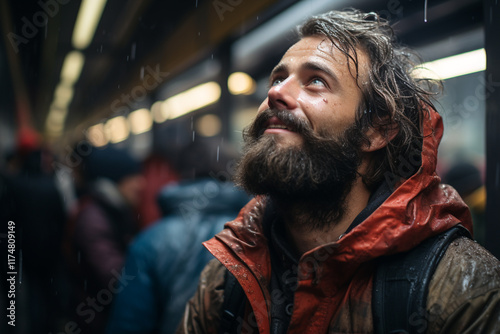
323;98;327;103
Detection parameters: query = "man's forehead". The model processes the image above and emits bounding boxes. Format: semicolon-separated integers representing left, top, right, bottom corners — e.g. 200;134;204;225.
283;36;339;61
278;35;369;79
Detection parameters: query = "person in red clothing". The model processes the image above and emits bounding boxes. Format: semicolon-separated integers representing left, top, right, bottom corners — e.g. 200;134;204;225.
177;9;500;334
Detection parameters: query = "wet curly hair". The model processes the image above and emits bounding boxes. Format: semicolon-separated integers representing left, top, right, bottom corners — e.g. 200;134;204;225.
299;9;441;189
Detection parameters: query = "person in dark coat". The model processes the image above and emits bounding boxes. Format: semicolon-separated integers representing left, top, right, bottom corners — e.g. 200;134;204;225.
0;147;66;334
64;146;145;334
106;138;251;334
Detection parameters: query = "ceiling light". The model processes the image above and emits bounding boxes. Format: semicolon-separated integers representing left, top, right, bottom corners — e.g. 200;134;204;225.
53;83;74;109
151;101;166;123
72;0;108;49
228;72;256;95
105;116;130;143
87;123;108;147
129;108;153;134
45;107;68;136
195;114;222;137
60;51;85;85
413;48;486;80
162;82;221;120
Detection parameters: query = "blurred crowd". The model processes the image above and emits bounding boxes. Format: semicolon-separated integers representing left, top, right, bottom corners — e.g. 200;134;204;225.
0;133;249;334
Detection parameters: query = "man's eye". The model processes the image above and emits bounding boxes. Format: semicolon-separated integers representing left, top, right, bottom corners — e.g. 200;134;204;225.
310;78;326;86
271;78;283;86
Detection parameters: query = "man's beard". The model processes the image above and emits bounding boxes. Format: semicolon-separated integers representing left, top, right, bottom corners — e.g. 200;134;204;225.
234;109;364;229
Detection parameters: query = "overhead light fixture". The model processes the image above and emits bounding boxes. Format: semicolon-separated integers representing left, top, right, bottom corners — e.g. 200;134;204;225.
72;0;108;49
414;48;486;80
161;81;221;120
129;108;153;134
60;51;85;85
53;83;74;109
45;107;68;136
228;72;256;95
151;101;166;123
87;123;108;147
105;116;130;143
195;114;222;137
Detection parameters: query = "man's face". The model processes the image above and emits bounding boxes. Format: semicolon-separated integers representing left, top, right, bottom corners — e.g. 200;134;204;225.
256;35;367;146
235;36;369;219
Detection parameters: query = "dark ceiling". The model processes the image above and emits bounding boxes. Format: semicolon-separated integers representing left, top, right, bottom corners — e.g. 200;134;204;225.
0;0;484;144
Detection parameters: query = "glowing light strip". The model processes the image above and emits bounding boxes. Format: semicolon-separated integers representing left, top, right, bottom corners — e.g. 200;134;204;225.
72;0;108;49
414;48;486;80
159;81;221;121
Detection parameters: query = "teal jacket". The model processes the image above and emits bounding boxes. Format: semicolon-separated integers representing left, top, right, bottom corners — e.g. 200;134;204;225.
106;178;250;334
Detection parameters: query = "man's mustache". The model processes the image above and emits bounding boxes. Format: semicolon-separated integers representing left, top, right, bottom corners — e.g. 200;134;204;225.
248;109;313;139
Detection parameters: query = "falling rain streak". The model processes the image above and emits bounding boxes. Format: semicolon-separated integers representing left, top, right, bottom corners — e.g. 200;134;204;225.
424;0;428;22
131;42;136;60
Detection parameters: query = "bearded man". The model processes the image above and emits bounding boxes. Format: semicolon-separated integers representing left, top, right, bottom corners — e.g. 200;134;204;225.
176;9;500;334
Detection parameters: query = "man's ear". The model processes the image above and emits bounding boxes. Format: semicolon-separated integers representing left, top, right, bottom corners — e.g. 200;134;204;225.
361;123;399;153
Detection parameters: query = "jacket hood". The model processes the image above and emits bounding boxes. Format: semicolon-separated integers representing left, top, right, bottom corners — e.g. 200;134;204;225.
157;178;251;217
339;107;473;263
206;107;472;274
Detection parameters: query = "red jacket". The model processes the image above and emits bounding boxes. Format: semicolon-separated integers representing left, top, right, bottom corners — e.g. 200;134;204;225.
178;108;500;333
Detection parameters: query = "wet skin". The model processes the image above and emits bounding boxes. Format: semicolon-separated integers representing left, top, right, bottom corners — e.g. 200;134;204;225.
257;35;368;147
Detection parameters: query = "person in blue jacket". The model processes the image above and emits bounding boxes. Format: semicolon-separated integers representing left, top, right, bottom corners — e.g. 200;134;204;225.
105;138;251;334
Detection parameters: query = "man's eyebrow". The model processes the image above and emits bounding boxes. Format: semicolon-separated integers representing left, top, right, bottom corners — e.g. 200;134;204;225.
269;61;340;86
302;61;339;84
270;63;288;77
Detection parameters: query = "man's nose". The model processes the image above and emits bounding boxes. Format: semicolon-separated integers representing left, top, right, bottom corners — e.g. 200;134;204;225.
267;78;299;110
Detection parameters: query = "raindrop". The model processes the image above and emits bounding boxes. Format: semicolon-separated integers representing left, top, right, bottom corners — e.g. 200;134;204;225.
140;66;145;80
257;16;259;20
217;146;220;161
424;0;428;22
192;131;196;142
131;42;137;60
100;45;103;53
196;0;198;7
127;55;129;61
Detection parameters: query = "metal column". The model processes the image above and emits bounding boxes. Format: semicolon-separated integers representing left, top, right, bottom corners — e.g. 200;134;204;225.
483;0;500;258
